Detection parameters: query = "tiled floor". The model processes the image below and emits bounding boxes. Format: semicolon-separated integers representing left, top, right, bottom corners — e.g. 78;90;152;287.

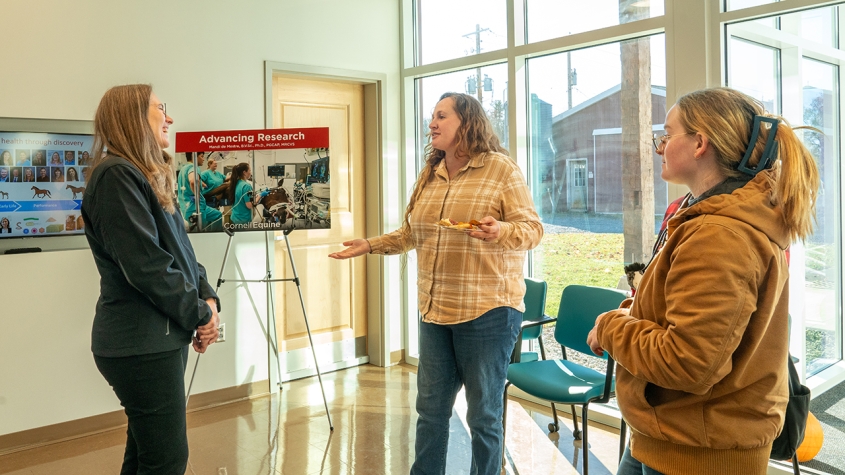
0;364;622;474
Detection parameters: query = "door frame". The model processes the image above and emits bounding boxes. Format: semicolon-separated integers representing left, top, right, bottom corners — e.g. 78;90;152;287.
264;61;392;369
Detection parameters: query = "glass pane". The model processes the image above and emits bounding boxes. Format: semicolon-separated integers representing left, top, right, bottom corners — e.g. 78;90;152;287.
526;0;665;44
406;251;420;358
727;37;780;113
406;65;509;360
725;0;778;11
801;57;841;374
416;63;509;157
416;0;507;66
526;34;666;408
801;7;835;47
527;33;666;315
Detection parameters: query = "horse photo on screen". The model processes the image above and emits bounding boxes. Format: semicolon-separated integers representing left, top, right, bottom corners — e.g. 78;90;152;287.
66;184;86;199
31;186;51;198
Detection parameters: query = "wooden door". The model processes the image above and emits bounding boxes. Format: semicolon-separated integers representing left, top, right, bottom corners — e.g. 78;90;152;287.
271;75;367;376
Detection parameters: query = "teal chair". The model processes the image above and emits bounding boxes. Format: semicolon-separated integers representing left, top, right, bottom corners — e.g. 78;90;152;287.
516;278;584;438
503;284;628;475
518;278;551;363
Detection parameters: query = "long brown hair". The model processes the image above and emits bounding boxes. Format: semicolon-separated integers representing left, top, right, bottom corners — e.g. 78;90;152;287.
89;84;176;213
403;92;508;229
228;162;251;204
675;87;820;241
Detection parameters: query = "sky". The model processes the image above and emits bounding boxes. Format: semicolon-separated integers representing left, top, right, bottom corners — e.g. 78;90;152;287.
415;0;838;126
416;0;667;119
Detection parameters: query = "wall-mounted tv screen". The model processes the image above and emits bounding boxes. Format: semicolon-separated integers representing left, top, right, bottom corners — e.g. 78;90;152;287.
0;131;92;238
174;127;330;233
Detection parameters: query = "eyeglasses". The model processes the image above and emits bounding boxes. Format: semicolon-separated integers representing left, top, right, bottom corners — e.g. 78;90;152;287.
153;102;167;116
652;132;694;152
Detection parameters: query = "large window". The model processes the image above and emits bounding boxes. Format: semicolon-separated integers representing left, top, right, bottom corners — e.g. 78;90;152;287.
401;0;845;399
527;35;667;315
726;4;843;377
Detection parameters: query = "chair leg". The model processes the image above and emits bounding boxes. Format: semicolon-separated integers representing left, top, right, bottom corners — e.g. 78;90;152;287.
536;339;562;434
557;347;581;439
570;404;581;440
618;418;627;462
792;456;801;475
581;404;590;475
548;402;560;433
502;382;511;468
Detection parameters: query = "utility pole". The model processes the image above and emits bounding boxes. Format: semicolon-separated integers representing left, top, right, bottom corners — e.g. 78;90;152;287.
463;24;490;102
567;51;573;109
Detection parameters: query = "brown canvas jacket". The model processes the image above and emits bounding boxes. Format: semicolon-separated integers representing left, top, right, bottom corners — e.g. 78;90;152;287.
597;170;791;474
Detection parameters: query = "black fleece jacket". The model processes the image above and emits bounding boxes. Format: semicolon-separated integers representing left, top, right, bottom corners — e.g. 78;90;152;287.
82;156;218;357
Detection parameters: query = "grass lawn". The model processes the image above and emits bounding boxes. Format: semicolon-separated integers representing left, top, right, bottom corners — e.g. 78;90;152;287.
531;231;626;373
533;232;626;317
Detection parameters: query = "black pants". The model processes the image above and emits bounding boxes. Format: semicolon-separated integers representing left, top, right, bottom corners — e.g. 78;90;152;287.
94;347;189;475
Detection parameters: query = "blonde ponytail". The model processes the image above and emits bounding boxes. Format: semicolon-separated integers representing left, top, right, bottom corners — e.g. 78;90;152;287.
771;124;820;241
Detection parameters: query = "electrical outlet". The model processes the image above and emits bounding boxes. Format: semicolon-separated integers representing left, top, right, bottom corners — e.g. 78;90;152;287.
217;323;226;343
218;468;228;475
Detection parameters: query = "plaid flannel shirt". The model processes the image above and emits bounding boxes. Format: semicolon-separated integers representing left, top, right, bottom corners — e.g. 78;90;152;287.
368;152;543;324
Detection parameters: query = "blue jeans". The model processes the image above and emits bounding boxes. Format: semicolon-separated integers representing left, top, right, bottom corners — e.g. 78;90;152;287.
617;447;665;475
410;307;522;475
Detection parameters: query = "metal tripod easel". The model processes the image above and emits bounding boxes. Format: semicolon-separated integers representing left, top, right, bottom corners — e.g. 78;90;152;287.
185;227;333;431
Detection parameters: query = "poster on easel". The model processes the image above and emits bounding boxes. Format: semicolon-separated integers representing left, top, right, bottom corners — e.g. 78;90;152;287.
174;127;330;233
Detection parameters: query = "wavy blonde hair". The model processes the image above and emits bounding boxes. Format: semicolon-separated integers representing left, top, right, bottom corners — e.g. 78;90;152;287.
675;87;820;241
89;84;176;214
403;92;508;230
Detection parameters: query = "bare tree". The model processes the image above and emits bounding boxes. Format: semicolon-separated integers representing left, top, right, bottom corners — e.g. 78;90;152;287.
487;100;507;142
803;94;825;169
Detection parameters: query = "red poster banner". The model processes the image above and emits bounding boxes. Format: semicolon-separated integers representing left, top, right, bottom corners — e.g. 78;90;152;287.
175;127;329;152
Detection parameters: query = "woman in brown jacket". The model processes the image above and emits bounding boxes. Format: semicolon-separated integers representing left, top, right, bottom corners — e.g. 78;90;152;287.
588;87;820;475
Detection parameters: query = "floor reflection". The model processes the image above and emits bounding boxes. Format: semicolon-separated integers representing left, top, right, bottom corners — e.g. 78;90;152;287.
0;364;621;475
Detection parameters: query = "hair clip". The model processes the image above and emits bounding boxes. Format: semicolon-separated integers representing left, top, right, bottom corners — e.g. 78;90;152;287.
737;115;778;176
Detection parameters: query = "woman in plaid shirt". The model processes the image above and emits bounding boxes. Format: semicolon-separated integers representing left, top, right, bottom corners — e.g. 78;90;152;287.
331;92;542;474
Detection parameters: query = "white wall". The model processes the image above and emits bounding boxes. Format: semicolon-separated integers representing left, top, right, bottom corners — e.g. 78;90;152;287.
0;0;400;437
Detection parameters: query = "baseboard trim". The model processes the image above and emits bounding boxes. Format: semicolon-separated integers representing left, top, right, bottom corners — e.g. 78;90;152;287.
0;380;270;456
282;357;369;382
186;379;270;412
0;409;128;457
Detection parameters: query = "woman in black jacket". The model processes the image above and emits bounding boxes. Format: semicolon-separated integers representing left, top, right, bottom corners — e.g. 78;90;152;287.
82;84;220;475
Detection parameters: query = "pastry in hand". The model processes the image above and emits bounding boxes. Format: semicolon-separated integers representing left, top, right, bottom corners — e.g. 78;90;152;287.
438;218;480;230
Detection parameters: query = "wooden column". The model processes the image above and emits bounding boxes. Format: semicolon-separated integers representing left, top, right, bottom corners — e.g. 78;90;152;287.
620;0;655;264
